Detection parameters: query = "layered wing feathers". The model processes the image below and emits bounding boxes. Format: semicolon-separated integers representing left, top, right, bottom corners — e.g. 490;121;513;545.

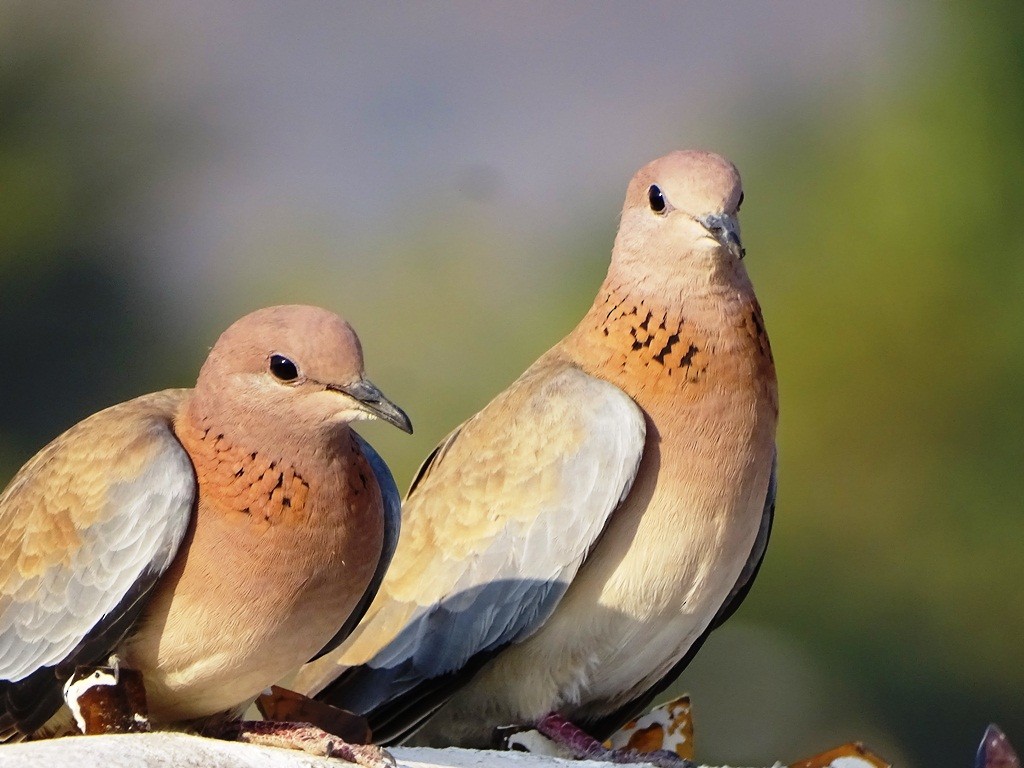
311;361;646;726
0;391;195;684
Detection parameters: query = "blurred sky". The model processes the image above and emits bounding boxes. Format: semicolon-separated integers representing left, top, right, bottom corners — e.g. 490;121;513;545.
2;3;1022;768
90;2;917;316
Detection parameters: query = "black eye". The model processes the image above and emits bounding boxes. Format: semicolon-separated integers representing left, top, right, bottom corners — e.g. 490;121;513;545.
736;191;745;212
648;184;667;214
269;354;299;381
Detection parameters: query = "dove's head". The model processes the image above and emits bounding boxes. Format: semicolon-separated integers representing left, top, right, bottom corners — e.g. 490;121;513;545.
611;150;746;288
194;305;412;436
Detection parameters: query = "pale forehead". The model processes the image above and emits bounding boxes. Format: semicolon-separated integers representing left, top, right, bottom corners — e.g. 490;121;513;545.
626;150;742;210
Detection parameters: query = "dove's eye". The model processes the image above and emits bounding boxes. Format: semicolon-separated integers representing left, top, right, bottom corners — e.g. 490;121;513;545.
269;354;300;381
648;185;667;214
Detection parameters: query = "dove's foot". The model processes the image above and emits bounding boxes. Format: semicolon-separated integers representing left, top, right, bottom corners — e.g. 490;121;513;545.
533;712;695;768
222;720;396;767
62;657;151;735
257;686;371;744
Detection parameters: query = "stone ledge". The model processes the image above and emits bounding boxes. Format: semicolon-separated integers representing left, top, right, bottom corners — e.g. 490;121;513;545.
0;732;716;768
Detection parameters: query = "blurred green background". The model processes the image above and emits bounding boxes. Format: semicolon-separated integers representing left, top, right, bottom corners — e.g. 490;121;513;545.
1;3;1021;766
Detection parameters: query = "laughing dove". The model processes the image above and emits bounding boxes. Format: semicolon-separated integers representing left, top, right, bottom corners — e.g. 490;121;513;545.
298;150;779;756
0;305;411;751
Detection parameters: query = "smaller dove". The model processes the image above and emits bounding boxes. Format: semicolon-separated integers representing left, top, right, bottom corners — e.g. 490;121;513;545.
0;305;411;766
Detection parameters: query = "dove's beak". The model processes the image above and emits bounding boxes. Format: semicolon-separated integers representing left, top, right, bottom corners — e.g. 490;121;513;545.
329;379;413;433
698;213;745;260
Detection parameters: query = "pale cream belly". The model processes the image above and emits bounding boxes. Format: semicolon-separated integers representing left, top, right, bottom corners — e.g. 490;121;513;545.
419;430;773;742
573;454;772;710
119;514;381;724
123;598;336;723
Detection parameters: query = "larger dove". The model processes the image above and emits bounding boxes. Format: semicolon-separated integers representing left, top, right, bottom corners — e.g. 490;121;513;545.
303;151;778;756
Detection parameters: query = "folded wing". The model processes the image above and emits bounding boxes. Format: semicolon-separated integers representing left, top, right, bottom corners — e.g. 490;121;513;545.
0;391;195;737
308;361;646;742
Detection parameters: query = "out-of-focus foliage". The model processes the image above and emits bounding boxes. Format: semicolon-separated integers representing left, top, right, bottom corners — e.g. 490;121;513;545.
0;4;1021;768
0;6;193;471
733;3;1024;765
674;3;1024;765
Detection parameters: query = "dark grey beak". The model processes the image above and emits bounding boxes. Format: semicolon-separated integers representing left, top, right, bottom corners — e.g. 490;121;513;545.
698;213;745;260
330;379;413;434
